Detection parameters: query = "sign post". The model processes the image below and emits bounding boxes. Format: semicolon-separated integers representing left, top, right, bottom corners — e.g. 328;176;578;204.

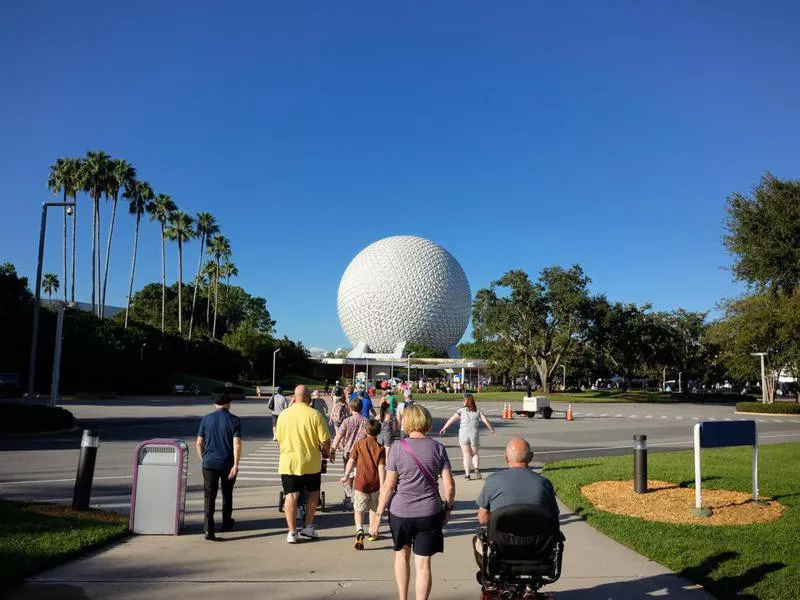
693;420;758;517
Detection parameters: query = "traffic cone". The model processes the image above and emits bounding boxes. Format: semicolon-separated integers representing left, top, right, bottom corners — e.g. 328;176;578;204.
503;403;510;419
566;404;574;422
508;403;514;419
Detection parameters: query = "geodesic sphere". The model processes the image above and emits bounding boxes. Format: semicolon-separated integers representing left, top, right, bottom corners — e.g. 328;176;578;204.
337;236;471;354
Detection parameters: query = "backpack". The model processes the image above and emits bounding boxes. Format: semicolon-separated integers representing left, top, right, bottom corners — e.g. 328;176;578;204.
334;385;344;397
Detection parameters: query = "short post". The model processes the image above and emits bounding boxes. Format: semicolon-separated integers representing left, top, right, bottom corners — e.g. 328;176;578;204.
633;434;648;493
72;429;99;510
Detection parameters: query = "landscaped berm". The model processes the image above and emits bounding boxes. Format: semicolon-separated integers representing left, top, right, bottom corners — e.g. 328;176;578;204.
581;480;784;525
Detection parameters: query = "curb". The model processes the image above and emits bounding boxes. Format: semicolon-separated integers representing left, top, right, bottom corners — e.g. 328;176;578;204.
0;425;80;440
735;411;800;417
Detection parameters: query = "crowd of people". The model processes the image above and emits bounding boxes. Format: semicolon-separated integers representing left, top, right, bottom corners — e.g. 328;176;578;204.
195;382;560;600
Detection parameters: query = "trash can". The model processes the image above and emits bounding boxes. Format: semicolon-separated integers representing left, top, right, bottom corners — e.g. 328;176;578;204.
130;439;189;534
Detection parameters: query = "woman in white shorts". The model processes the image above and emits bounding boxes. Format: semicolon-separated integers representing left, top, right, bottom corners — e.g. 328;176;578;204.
439;393;495;480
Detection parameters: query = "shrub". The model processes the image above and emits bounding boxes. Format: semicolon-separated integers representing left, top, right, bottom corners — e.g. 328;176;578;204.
0;403;75;434
736;401;800;414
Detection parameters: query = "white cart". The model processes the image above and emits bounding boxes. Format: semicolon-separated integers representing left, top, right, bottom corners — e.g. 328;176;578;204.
518;396;553;419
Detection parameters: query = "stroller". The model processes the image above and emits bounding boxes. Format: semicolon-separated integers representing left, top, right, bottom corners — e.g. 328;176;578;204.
474;504;564;599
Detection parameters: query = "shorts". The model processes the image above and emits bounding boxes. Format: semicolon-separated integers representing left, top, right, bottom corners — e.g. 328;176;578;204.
388;512;444;556
352;489;379;512
281;473;321;495
459;431;479;448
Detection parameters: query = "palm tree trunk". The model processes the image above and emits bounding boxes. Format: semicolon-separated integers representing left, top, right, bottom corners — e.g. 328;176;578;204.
91;195;97;315
212;260;220;339
95;197;102;317
206;287;211;326
124;214;141;329
160;224;166;333
177;239;183;334
100;193;119;318
70;194;77;304
62;189;68;303
188;235;205;340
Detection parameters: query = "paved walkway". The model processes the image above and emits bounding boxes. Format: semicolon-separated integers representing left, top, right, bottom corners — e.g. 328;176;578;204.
4;477;714;600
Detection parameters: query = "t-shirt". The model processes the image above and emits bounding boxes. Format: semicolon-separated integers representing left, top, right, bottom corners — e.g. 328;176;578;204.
360;395;374;417
350;436;385;493
457;408;482;435
386;437;451;518
332;413;368;455
272;393;289;414
197;409;241;470
378;416;397;447
275;402;330;475
476;468;559;522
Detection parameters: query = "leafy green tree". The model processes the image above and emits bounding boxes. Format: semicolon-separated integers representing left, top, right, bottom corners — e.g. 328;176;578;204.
166;210;195;334
708;292;800;402
101;159;137;316
147;193;177;333
724;173;800;294
80;151;112;315
42;273;60;304
222;325;272;378
207;234;231;339
221;260;238;306
124;180;155;328
404;342;438;358
47;158;81;303
188;213;219;340
457;340;493;359
473;265;590;392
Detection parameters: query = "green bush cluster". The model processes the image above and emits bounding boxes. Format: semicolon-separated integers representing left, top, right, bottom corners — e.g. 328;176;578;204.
736;401;800;414
0;403;75;434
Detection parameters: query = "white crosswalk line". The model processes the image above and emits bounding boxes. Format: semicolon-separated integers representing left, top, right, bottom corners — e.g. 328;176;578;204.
601;413;608;417
615;414;623;418
646;415;652;419
676;416;683;420
724;418;732;421
773;419;784;423
660;416;668;419
630;414;637;418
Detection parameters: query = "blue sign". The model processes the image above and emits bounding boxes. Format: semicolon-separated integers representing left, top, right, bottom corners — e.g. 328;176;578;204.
698;421;756;448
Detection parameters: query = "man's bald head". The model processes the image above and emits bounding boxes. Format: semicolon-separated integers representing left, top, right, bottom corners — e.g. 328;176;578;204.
294;384;310;404
505;438;532;466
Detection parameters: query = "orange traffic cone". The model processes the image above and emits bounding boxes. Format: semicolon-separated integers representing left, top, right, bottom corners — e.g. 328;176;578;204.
502;403;508;419
566;404;574;422
508;403;514;419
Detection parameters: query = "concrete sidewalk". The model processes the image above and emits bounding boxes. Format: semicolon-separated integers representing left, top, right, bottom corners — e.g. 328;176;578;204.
4;478;714;600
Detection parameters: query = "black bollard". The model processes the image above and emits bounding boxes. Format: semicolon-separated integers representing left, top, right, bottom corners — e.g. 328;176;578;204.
72;429;99;510
633;434;648;493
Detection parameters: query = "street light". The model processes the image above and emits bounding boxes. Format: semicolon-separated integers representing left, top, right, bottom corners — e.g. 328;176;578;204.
27;201;76;403
140;343;147;362
751;352;767;403
407;352;416;382
272;348;280;393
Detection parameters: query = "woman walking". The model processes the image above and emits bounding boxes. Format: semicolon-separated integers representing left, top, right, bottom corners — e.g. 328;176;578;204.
439;393;495;480
372;404;455;600
329;394;350;435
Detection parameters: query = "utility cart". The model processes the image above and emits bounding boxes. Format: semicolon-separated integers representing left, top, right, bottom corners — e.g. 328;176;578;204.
517;396;553;419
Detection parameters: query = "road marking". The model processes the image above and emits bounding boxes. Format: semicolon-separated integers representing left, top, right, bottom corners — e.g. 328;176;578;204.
629;414;637;418
676;416;683;420
773;419;784;423
0;475;132;486
601;413;608;417
615;414;623;418
646;415;652;419
660;416;668;419
724;418;732;421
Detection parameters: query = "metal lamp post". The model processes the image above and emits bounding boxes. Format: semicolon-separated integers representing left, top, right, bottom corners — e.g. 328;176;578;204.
751;352;767;403
27;201;75;403
407;352;415;382
272;348;280;393
561;364;566;391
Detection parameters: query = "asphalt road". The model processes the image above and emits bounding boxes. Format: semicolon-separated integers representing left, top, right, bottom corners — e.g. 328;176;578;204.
1;396;799;513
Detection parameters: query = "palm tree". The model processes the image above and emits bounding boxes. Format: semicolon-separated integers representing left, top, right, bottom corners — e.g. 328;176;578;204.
80;151;112;316
166;211;195;334
147;194;177;333
221;260;238;303
47;158;80;304
101;159;136;317
202;260;217;329
42;273;60;305
124;180;154;328
207;235;231;339
188;212;219;339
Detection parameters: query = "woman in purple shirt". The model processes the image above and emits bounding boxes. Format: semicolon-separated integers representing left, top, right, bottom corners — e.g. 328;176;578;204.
372;404;455;600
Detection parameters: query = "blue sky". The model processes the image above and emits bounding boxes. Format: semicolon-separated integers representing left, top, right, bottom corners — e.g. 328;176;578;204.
2;1;799;351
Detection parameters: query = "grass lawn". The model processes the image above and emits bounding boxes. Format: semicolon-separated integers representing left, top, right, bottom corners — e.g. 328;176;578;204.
544;443;800;599
414;390;744;403
0;500;129;585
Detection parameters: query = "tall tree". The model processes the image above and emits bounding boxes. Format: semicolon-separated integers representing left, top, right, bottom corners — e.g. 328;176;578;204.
207;235;231;339
124;180;154;328
101;159;137;317
47;158;80;303
188;213;219;339
472;265;591;393
221;260;238;305
42;273;60;304
79;151;112;316
166;211;195;334
202;260;217;328
724;173;800;295
147;193;177;333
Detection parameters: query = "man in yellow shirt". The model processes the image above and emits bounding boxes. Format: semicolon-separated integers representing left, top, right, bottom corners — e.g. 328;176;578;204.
275;384;331;543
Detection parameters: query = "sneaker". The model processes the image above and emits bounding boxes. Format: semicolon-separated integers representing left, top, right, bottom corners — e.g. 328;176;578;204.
286;531;301;544
220;519;235;532
367;534;379;542
354;529;365;550
464;473;470;481
474;469;482;480
299;524;319;539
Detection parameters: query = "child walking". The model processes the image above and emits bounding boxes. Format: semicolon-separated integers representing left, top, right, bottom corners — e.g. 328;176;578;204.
340;419;385;549
377;402;397;451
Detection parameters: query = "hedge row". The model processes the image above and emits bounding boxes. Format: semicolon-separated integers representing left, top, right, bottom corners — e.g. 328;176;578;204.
0;403;75;434
736;401;800;414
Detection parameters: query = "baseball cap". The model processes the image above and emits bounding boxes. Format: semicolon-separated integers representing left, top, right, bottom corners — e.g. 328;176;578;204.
275;386;282;394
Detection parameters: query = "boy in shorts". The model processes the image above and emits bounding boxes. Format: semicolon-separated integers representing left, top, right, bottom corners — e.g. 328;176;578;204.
340;419;385;549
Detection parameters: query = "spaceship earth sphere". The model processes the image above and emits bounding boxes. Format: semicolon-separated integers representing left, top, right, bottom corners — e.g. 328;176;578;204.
337;236;471;354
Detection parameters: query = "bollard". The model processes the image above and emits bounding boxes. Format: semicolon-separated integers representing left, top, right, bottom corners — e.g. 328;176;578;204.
633;434;648;493
72;429;99;510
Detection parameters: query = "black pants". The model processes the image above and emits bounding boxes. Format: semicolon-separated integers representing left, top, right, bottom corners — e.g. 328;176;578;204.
203;467;236;534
